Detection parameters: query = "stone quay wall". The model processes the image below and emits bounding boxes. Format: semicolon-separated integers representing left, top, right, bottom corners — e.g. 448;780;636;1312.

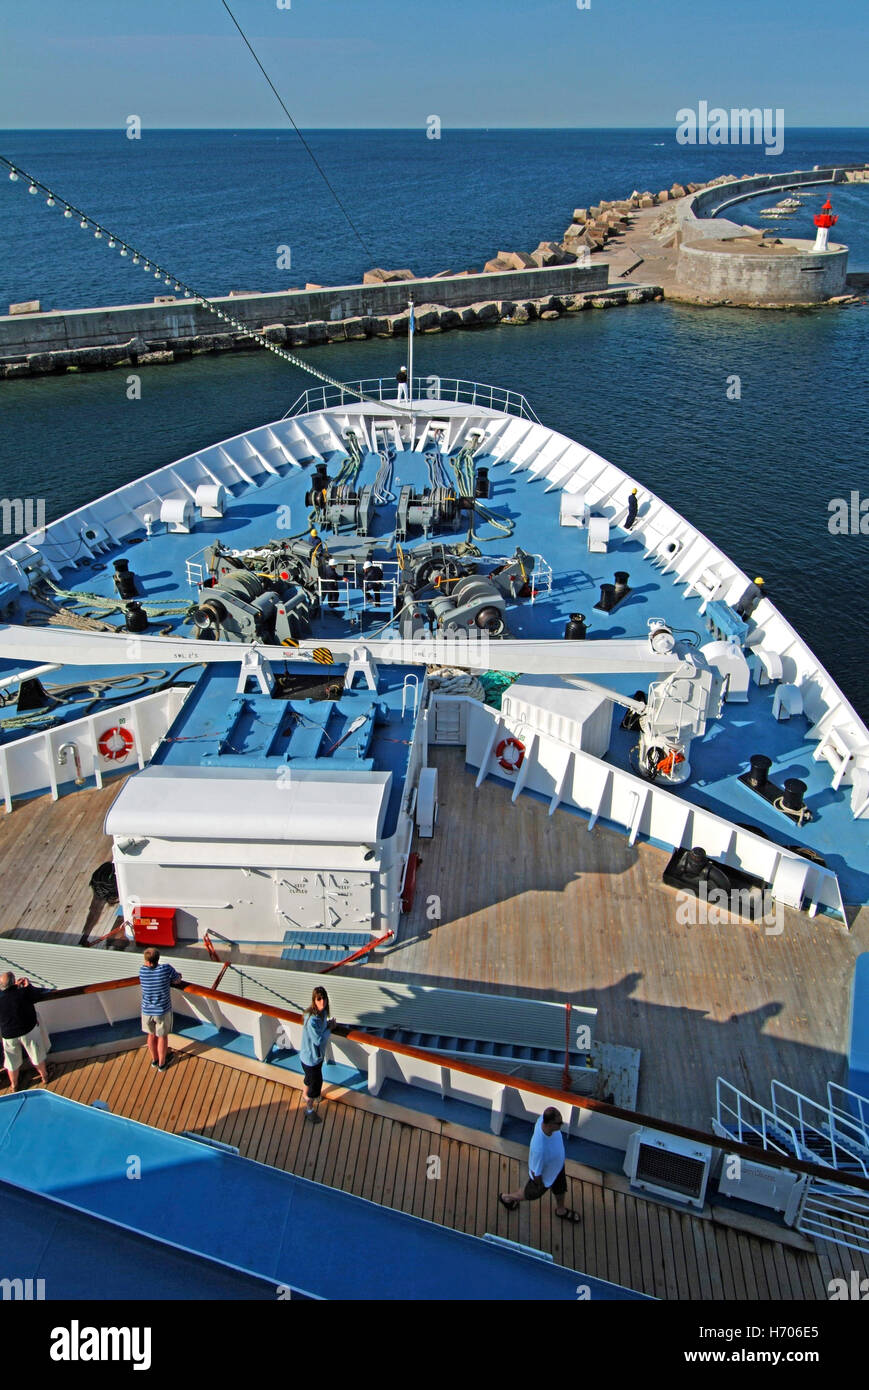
670;165;859;305
675;239;849;306
0;264;648;379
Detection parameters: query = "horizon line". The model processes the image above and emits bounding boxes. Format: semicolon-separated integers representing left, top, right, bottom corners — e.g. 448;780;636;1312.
1;124;868;134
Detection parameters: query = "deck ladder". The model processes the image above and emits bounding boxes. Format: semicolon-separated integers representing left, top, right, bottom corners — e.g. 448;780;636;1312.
771;1080;869;1177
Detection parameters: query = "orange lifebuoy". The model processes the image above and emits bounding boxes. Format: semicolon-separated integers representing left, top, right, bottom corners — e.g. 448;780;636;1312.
98;725;134;761
656;750;685;777
495;736;525;773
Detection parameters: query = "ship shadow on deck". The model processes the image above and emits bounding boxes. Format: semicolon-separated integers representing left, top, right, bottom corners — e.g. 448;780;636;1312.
356;747;864;1133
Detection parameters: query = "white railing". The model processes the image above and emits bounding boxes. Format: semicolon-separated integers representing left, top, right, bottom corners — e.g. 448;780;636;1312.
714;1078;798;1157
529;553;553;603
771;1080;869;1177
829;1083;869;1147
284;378;540;423
0;685;191;811
185;550;208;589
796;1176;869;1254
316;560;400;616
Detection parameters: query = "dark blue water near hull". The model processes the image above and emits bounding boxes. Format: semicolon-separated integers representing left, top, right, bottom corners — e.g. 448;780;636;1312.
0;130;866;716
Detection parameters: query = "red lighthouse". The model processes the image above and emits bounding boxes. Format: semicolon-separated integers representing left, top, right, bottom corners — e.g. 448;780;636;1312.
813;197;839;252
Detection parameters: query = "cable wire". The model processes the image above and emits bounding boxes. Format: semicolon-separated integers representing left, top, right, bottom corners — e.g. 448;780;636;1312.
219;0;374;261
0;154;407;415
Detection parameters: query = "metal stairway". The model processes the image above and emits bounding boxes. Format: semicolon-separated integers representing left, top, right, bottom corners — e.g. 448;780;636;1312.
715;1077;869;1254
770;1080;869;1178
361;1023;592;1089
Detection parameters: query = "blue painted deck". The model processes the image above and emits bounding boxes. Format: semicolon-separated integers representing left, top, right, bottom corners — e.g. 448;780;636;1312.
0;1091;647;1300
0;1178;278;1300
4;440;866;902
849;954;869;1101
151;661;415;838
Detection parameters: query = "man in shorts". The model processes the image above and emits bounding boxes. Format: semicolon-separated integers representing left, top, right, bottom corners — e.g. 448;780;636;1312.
499;1106;581;1222
0;972;52;1091
139;947;181;1072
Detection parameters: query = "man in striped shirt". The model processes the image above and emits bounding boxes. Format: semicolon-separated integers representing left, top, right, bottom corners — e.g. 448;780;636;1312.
139;947;181;1072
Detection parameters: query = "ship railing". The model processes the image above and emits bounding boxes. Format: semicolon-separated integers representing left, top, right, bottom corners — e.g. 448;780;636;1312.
33;975;869;1243
714;1077;799;1159
185;547;209;590
828;1082;869;1149
528;553;552;604
794;1174;869;1255
315;562;399;616
283;378;540;423
771;1080;869;1176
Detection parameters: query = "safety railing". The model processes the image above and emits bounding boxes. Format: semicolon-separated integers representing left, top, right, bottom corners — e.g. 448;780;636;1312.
715;1077;799;1159
771;1079;869;1177
315;560;400;616
796;1175;869;1254
284;378;540;423
829;1082;869;1147
34;974;869;1204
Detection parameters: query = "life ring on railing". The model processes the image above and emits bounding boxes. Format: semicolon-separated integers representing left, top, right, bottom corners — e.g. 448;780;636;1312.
496;736;525;773
97;725;134;761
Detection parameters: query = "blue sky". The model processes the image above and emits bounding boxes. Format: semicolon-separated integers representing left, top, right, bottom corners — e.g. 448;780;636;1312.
1;0;866;129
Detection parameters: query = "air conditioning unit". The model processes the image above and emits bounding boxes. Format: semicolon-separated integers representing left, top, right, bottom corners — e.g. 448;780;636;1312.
624;1128;712;1210
716;1152;805;1221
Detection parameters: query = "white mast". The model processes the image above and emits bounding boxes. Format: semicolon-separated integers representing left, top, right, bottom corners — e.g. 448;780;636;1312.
407;293;414;407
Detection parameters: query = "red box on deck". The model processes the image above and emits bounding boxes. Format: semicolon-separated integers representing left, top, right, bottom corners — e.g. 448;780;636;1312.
131;906;177;946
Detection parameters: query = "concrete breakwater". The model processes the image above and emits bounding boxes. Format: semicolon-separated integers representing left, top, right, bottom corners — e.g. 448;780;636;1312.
3;160;865;380
0;265;666;381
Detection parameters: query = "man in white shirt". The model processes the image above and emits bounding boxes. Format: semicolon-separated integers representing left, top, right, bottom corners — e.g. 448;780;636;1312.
500;1106;581;1222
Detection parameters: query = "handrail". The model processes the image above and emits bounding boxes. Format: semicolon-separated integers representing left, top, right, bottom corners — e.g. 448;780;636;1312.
283;377;540;424
32;972;869;1192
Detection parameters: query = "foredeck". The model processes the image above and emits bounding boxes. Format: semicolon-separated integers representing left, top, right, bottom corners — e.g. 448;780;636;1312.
2;762;867;1138
27;1040;867;1301
363;748;869;1131
0;777;130;949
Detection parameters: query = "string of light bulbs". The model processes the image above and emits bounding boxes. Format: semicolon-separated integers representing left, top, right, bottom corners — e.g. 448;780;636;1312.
1;153;406;413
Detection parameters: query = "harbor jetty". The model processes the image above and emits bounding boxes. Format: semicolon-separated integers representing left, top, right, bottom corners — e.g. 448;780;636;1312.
2;162;866;381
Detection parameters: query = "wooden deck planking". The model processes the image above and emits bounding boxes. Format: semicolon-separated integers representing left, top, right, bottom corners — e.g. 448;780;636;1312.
0;778;130;947
2;769;868;1298
361;749;868;1133
4;755;868;1143
25;1050;867;1301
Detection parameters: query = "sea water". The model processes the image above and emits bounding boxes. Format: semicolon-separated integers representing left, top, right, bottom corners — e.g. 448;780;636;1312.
0;129;866;712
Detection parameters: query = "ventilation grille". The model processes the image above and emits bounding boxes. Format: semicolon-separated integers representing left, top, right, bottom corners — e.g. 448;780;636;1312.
635;1144;707;1199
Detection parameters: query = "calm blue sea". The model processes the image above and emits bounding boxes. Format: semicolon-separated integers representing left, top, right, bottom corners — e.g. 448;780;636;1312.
0;129;867;713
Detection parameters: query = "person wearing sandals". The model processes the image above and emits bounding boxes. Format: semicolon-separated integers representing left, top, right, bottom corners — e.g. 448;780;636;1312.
500;1106;581;1223
300;986;335;1122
